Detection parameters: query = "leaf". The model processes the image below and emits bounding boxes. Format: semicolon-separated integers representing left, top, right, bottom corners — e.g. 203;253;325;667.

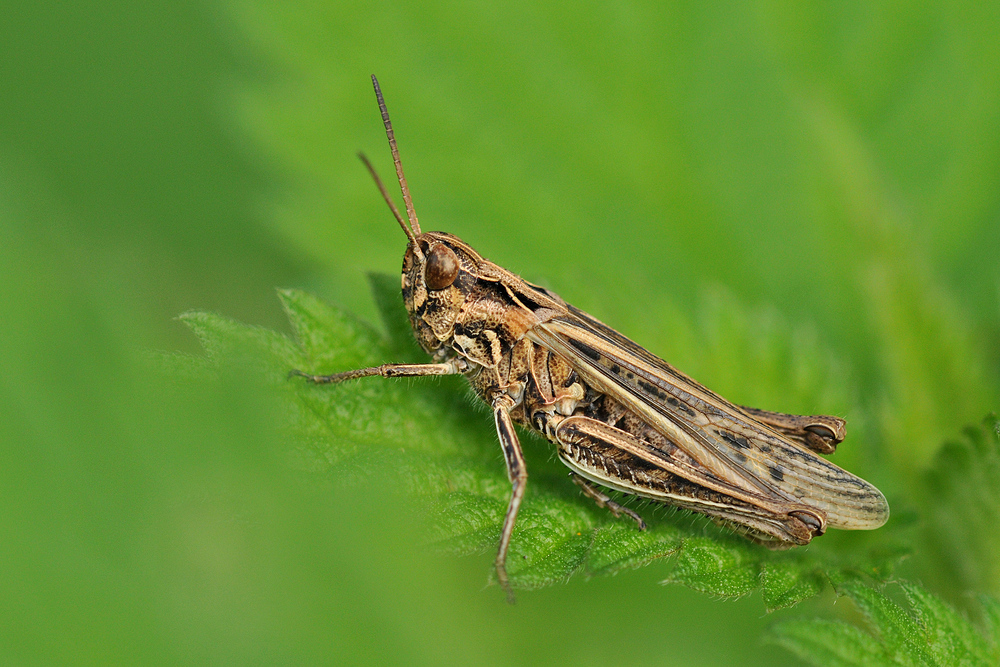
367;272;424;363
979;594;1000;652
769;579;1000;667
767;413;1000;666
661;537;760;599
921;414;1000;598
278;288;383;369
175;277;891;603
769;618;892;667
654;538;827;612
836;579;934;666
899;581;993;666
584;522;682;578
760;561;825;612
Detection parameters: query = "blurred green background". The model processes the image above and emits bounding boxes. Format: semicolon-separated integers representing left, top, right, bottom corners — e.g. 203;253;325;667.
2;1;998;664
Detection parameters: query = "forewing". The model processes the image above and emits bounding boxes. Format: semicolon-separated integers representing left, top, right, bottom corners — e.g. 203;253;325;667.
529;306;888;530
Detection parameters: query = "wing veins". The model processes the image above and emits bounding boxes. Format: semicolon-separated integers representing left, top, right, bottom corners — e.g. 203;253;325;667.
530;315;889;528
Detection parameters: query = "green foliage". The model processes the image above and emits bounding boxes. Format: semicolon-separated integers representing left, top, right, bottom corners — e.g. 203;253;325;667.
767;415;1000;665
769;579;1000;667
177;277;896;610
921;415;1000;597
5;0;1000;664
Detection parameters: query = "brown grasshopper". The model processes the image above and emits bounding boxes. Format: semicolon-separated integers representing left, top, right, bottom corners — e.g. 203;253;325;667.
292;75;889;602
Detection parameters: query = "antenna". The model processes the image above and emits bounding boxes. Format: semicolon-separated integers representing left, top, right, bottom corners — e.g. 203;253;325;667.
371;75;421;235
357;152;419;253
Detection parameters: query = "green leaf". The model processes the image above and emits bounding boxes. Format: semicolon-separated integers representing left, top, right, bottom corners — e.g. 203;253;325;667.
768;619;892;667
661;538;760;599
367;272;424;362
921;414;1000;598
770;580;1000;667
836;579;934;666
177;279;893;603
278;288;383;369
584;522;682;578
761;561;825;612
899;581;993;666
979;594;1000;652
177;310;299;382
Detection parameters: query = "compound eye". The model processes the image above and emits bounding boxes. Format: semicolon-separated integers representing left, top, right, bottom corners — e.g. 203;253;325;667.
424;244;460;290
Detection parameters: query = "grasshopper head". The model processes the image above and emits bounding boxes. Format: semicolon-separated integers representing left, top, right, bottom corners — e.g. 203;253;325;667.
399;231;485;356
362;75;485;357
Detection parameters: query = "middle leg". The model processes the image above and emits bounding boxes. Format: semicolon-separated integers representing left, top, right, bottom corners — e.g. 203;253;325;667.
571;473;647;530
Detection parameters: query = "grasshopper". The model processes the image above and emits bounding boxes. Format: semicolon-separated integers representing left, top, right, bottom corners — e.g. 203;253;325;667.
292;75;889;602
